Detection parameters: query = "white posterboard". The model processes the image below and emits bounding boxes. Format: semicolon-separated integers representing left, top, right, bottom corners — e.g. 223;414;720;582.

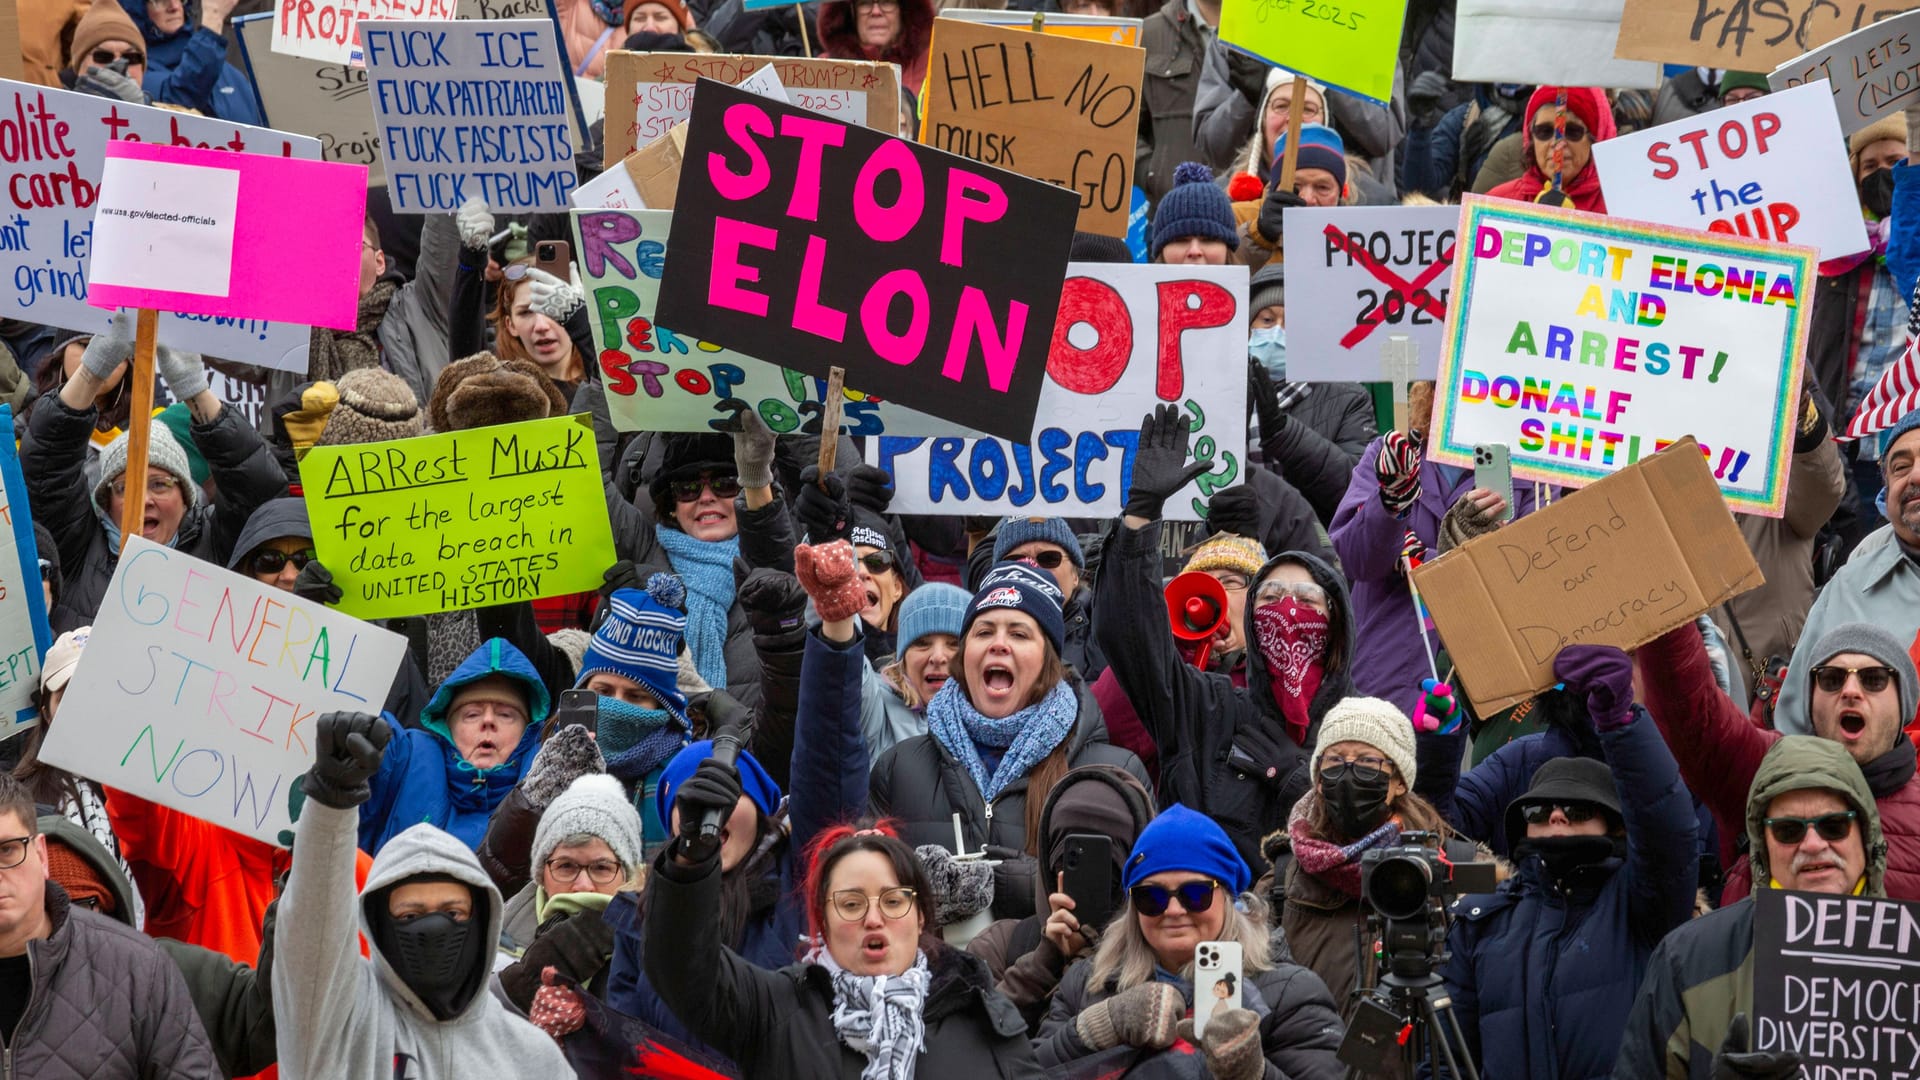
1283;205;1458;381
1769;9;1920;135
1453;0;1659;86
271;0;458;65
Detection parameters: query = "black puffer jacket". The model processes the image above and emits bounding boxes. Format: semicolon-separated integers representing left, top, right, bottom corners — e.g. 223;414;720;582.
869;678;1149;921
1262;382;1378;525
22;395;286;620
6;881;220;1078
1094;527;1356;870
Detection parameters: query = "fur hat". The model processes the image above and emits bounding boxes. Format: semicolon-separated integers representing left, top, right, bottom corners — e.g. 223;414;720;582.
93;421;200;521
1150;162;1239;259
318;368;422;446
68;0;144;73
1311;696;1418;787
531;773;645;882
427;352;568;433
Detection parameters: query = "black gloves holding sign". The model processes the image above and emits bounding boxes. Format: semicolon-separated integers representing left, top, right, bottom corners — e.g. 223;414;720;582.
303;712;392;809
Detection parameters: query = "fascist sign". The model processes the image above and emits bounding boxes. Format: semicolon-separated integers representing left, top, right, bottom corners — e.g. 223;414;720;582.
1615;0;1920;72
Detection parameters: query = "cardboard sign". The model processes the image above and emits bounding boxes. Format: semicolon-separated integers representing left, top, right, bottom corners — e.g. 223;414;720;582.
870;264;1247;521
657;79;1080;444
1282;205;1457;381
89;141;367;331
1769;9;1920;135
0;80;322;370
1591;83;1870;260
574;208;954;434
0;406;53;743
937;9;1143;47
36;536;407;845
1452;0;1659;86
1753;889;1920;1071
363;19;578;212
297;414;618;620
1616;0;1920;71
604;52;899;161
271;0;458;65
0;0;23;84
234;12;384;184
1219;0;1408;105
1409;439;1762;715
1430;196;1813;516
922;19;1144;238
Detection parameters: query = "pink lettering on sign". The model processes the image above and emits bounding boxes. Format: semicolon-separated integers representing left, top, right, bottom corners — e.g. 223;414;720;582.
942;171;1008;267
709;103;773;200
779;113;843;222
795;235;847;341
709;216;776;316
854;140;923;243
862;268;930;364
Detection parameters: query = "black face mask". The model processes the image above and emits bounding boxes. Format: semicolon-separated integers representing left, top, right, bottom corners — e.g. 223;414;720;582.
380;911;487;1020
1322;765;1393;839
1862;167;1896;220
1516;834;1622;883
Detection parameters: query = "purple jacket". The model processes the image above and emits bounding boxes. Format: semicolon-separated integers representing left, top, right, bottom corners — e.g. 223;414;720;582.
1329;436;1544;716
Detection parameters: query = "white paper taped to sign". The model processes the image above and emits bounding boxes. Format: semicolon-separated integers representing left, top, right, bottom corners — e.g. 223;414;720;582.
869;263;1248;522
1452;0;1659;87
37;536;407;846
1282;204;1458;382
90;156;242;297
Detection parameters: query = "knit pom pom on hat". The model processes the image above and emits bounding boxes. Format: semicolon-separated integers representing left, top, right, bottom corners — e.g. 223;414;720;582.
645;571;687;612
1150;162;1240;259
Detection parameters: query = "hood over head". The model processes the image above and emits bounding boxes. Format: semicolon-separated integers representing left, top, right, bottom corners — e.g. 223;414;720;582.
36;812;139;926
816;0;934;68
1747;735;1887;897
1245;550;1353;727
227;497;313;571
419;638;551;760
1032;764;1156;910
358;822;502;1021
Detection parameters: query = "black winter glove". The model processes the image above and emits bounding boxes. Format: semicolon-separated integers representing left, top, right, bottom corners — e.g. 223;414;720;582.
1227;48;1270;105
845;464;896;516
1792;387;1828;454
302;712;391;809
292;560;343;606
737;567;808;640
600;558;643;598
1710;1014;1802;1079
1258;187;1306;246
672;757;743;863
702;689;755;741
1124;404;1210;521
1248;356;1285;439
794;464;852;543
1205;484;1263;541
504;910;618;1010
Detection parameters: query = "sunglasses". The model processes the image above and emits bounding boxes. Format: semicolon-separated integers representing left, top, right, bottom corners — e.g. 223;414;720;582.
1128;878;1220;917
859;550;895;573
250;548;316;576
671;475;743;502
1020;550;1067;569
1812;665;1896;694
92;47;145;65
1519;802;1602;825
1532;122;1589;142
1763;811;1857;845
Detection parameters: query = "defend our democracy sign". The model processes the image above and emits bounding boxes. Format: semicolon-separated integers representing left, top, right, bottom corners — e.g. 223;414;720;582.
363;19;579;212
871;263;1248;522
1430;196;1812;517
297;414;618;620
37;536;407;846
656;78;1081;444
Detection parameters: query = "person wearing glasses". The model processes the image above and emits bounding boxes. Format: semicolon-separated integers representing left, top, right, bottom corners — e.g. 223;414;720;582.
60;0;149;103
1036;804;1343;1078
1434;644;1697;1080
989;515;1105;681
0;773;218;1078
1485;86;1617;212
1618;735;1885;1079
816;0;935;91
1639;619;1920;903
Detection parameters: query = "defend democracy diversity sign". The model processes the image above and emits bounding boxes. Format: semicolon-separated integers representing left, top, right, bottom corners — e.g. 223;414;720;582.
1218;0;1408;105
657;78;1081;444
0;406;52;743
271;0;457;65
1282;204;1456;381
297;414;618;620
1753;888;1920;1073
922;18;1144;238
36;536;407;846
1615;0;1920;72
364;20;578;212
1769;8;1920;135
1429;196;1813;517
0;79;322;370
1591;82;1869;260
871;263;1248;521
604;52;899;161
235;12;384;183
574;208;952;434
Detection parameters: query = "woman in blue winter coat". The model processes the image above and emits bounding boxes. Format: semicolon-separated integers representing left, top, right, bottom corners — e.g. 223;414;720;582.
119;0;263;124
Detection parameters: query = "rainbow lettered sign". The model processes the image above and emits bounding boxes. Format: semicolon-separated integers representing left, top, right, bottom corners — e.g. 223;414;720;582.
1430;196;1813;517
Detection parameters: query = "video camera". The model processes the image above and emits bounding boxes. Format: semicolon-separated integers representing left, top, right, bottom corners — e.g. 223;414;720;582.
1360;832;1498;973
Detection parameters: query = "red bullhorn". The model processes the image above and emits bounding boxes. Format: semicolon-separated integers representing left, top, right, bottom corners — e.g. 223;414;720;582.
1165;571;1228;669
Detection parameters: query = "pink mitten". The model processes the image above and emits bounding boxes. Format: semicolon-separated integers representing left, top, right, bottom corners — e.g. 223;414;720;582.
529;967;586;1040
794;540;867;622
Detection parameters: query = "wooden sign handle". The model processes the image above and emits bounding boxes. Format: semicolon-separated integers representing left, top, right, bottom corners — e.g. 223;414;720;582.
1275;75;1308;194
118;308;159;552
797;4;812;56
816;366;845;485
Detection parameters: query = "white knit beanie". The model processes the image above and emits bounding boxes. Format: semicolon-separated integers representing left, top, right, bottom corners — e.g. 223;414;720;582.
92;422;200;518
1311;696;1418;787
531;774;644;882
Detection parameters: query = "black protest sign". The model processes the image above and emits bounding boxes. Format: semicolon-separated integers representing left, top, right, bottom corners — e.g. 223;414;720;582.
656;77;1080;443
1753;888;1920;1074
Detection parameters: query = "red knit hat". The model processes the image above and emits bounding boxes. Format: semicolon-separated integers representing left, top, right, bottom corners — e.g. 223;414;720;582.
1519;86;1617;150
45;839;116;916
622;0;688;28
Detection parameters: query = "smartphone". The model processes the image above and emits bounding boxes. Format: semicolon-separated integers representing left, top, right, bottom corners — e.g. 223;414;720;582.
1472;442;1514;522
1194;940;1243;1038
533;239;572;282
1060;834;1114;930
554;688;598;736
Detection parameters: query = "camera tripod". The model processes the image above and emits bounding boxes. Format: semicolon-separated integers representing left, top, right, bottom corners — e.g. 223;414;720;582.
1341;967;1481;1080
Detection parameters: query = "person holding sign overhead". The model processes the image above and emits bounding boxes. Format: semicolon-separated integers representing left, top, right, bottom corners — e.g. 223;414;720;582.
1486;86;1617;212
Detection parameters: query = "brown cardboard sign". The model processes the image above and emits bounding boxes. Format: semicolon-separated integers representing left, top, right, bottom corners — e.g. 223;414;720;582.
923;18;1145;238
1614;0;1920;72
603;52;900;162
0;0;22;84
1410;437;1763;716
629;123;686;209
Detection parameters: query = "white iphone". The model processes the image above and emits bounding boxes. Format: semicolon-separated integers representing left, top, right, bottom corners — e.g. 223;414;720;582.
1193;940;1243;1038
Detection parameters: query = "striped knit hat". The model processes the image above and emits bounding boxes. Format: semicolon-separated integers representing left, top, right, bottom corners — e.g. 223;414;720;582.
577;574;689;723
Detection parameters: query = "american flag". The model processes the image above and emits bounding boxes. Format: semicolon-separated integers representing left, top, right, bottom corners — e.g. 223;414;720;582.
1843;279;1920;442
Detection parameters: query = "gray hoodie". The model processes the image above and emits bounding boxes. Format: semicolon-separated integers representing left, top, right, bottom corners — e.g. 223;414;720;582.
273;801;575;1079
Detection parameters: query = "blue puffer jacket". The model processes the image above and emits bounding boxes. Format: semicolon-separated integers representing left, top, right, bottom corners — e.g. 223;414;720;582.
1433;709;1699;1080
358;638;550;855
118;0;263;124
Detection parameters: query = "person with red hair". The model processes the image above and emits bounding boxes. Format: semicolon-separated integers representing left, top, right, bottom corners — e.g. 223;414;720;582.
1487;86;1618;213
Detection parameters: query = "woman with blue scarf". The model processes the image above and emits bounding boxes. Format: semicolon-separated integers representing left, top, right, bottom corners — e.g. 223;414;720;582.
869;560;1149;923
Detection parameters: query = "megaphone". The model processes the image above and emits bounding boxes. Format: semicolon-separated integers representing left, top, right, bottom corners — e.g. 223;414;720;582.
1165;571;1229;670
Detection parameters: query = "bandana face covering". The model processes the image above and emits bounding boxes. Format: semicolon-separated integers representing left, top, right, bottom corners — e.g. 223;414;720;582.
1254;596;1329;745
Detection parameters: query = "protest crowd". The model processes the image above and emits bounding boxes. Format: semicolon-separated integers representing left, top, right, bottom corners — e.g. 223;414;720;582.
6;0;1920;1077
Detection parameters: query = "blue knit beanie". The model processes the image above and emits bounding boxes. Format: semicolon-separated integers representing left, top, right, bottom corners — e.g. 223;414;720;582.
1879;406;1920;461
993;516;1085;568
1150;161;1239;259
656;739;783;828
1123;803;1252;895
965;561;1067;656
1269;124;1347;191
896;583;970;652
577;575;690;724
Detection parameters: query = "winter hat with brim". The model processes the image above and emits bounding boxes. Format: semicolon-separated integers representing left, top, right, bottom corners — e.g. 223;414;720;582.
1269;124;1347;191
1122;803;1252;896
1806;622;1920;725
993;516;1084;568
319;368;423;446
656;740;782;828
1505;756;1622;840
1151;161;1240;258
93;421;199;519
532;773;645;880
576;576;690;725
1851;114;1908;172
40;627;90;694
896;583;970;653
1311;696;1417;787
964;560;1067;656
